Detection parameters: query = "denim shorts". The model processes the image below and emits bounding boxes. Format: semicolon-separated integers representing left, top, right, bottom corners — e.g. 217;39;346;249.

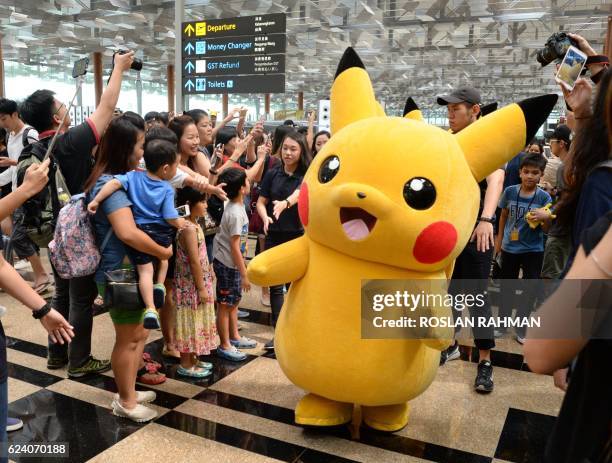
213;259;242;306
127;222;175;266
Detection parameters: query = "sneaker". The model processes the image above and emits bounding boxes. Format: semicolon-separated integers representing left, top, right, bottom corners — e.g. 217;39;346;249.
474;360;494;393
7;417;23;432
111;399;157;423
0;306;6;317
260;292;270;307
494;328;507;338
47;355;69;370
237;309;249;319
68;357;111;378
14;260;30;271
217;346;247;362
515;334;525;345
177;365;212;378
153;284;166;309
113;391;156;404
439;341;460;365
264;339;274;351
143;308;160;330
230;337;257;349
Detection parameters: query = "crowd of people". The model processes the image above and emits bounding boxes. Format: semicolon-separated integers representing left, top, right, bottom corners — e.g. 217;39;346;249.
0;32;609;463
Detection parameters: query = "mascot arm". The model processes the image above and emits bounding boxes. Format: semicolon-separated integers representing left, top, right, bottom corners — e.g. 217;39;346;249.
421;304;454;351
247;235;309;287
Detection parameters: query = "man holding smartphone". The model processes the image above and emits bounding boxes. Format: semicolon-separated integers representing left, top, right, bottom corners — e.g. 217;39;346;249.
18;51;136;378
437;86;505;394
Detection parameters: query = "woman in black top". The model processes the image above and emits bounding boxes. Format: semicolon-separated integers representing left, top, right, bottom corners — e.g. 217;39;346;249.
256;132;311;349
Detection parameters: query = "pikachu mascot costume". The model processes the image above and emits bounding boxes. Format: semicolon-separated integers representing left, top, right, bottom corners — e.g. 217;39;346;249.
248;47;557;432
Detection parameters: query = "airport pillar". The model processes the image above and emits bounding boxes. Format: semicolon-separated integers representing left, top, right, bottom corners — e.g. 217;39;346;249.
298;92;304;112
0;37;4;97
265;93;271;118
222;94;229;118
93;52;103;107
606;15;612;60
168;64;175;113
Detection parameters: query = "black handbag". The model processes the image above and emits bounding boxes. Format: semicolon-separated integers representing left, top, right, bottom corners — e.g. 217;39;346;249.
104;269;144;310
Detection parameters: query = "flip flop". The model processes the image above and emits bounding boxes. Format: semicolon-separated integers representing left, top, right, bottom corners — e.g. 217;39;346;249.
34;281;53;295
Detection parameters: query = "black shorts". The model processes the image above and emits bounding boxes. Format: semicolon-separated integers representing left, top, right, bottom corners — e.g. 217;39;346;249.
127;222;175;266
9;214;39;259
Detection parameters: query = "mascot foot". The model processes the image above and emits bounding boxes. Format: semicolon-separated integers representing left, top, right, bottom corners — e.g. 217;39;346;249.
362;403;409;432
295;394;353;427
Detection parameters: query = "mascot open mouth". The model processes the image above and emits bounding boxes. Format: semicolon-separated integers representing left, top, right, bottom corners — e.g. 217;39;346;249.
340;207;377;240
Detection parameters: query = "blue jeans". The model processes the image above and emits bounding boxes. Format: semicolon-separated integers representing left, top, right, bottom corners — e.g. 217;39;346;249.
0;380;7;463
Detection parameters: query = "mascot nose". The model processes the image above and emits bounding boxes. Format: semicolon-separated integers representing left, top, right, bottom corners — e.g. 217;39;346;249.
331;184;393;218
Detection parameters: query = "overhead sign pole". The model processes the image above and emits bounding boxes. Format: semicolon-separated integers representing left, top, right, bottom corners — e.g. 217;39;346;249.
174;0;184;113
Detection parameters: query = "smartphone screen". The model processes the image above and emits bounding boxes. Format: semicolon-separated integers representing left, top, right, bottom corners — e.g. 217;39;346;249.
72;58;89;78
176;205;190;218
555;45;587;91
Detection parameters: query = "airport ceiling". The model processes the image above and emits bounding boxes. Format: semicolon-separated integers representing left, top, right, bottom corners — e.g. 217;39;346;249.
0;0;610;113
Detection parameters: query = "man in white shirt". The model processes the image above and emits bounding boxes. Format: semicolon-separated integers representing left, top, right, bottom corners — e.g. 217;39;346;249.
0;98;50;294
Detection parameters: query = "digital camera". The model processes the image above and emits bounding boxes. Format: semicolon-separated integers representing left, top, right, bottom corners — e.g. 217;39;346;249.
536;32;578;67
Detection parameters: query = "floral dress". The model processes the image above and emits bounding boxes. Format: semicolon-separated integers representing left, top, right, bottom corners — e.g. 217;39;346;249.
172;224;217;355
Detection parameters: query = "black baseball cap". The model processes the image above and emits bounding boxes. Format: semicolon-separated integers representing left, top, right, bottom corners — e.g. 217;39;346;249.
437;86;482;106
551;124;571;145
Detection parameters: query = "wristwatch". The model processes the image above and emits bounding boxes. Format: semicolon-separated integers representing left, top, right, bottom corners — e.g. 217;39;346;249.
479;216;495;224
32;303;51;320
285;199;291;209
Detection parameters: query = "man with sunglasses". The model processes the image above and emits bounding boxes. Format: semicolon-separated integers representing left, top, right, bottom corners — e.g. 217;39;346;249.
17;51;135;378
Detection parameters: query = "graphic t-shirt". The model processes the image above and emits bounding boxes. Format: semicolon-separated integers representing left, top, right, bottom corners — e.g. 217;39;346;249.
213;201;249;269
498;184;552;254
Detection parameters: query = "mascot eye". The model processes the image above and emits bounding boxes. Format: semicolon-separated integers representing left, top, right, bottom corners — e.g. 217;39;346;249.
403;177;436;210
318;156;340;183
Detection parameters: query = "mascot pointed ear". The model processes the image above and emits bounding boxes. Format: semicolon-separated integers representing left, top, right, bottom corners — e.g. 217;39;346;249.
403;97;424;122
457;94;558;182
331;48;381;133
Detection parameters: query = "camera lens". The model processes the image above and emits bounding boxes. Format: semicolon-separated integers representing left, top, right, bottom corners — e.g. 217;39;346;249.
131;58;143;71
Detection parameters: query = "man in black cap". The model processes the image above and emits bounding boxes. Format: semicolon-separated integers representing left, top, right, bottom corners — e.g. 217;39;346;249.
437;86;505;394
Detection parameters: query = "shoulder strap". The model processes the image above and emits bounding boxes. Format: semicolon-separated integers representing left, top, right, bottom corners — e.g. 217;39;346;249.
593;159;612;170
99;227;114;253
22;127;35;148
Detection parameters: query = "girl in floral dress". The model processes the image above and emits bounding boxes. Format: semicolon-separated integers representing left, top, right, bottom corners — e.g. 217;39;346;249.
173;187;218;378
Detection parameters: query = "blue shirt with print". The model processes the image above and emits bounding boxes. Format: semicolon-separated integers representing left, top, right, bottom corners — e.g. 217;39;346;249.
499;184;552;254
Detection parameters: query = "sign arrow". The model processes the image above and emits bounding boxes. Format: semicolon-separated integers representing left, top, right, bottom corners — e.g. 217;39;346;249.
184;24;195;36
185;79;195;91
184;42;195;55
185;61;195;73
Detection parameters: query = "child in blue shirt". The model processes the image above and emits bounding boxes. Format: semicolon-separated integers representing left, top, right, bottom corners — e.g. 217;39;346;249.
89;140;185;329
494;152;551;342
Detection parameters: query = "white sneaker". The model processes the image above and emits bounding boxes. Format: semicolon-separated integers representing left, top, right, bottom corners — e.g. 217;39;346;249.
114;390;156;404
515;334;525;345
111;399;157;422
0;306;6;318
14;260;30;271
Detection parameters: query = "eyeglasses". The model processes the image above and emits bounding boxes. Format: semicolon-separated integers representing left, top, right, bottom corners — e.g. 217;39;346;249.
53;102;65;117
549;139;559;144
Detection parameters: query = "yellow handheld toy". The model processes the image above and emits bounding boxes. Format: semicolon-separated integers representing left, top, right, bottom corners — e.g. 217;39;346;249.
248;48;557;432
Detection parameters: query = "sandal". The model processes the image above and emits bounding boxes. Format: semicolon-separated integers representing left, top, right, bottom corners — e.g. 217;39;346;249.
136;364;166;385
34;280;54;295
162;347;181;359
177;365;212;379
143;352;162;369
93;295;104;310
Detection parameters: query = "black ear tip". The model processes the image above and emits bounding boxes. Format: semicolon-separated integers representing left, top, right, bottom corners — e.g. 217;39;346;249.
335;47;365;79
518;94;559;141
403;97;419;116
480;102;498;117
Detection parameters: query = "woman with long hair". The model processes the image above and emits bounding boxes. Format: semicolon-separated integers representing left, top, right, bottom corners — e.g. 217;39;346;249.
84;114;170;422
311;130;331;156
256;132;311;350
554;68;612;271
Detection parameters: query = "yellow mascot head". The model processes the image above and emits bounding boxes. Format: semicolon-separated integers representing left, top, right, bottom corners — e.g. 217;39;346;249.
297;47;557;272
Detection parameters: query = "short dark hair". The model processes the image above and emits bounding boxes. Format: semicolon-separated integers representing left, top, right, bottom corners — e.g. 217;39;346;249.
218;167;247;200
20;90;56;132
159;112;169;125
144;111;161;122
176;186;206;207
144;139;178;172
520;152;546;172
184;109;209;124
0;98;18;116
122;111;145;131
145;126;178;147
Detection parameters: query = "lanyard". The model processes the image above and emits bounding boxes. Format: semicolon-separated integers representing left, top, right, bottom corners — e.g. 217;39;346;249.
514;186;537;221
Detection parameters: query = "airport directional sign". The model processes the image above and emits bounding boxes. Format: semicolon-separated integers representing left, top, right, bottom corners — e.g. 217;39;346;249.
182;55;285;77
182;14;285;39
181;13;286;94
181;33;286;59
182;74;285;95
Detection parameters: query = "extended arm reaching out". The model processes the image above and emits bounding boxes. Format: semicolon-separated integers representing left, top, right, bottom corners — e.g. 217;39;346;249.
87;179;122;214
